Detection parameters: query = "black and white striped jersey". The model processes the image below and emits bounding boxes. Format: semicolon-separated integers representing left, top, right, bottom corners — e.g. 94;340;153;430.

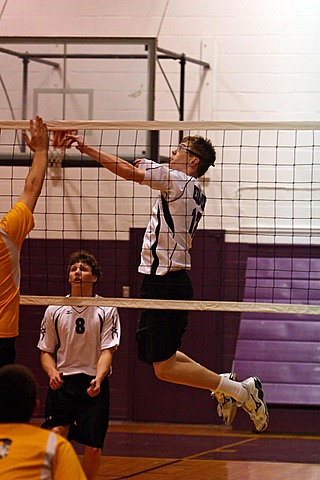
138;159;206;276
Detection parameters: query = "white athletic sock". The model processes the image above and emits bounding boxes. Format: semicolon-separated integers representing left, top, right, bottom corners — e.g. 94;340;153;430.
216;375;248;404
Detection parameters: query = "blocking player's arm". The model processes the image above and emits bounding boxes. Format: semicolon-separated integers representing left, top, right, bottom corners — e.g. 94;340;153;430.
19;116;49;213
65;134;145;183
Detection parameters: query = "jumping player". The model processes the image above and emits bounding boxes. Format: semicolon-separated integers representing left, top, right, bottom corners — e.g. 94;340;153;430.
66;133;269;432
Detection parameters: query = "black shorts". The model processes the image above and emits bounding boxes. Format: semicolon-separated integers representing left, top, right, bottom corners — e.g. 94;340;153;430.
42;373;110;449
0;337;16;368
135;270;193;365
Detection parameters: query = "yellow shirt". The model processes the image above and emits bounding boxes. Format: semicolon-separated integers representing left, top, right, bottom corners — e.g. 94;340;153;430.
0;203;34;337
0;423;86;480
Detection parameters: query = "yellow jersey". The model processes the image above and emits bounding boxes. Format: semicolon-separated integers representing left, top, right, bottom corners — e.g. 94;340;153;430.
0;203;34;337
0;423;86;479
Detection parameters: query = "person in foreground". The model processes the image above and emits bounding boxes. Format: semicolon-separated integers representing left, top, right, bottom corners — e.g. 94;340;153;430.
0;364;86;479
38;250;121;479
0;116;49;368
66;133;269;432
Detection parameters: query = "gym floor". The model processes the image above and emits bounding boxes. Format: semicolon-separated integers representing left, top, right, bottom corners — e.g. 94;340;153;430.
81;422;320;479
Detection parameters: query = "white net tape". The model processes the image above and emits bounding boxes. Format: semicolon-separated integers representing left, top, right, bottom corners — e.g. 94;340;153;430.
20;296;320;315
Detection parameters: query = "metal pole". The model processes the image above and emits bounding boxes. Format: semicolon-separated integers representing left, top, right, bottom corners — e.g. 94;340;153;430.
179;54;186;143
147;39;157;160
21;56;29;152
22;56;29;120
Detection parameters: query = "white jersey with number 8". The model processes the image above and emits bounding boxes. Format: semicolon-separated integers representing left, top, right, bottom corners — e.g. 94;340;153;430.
37;297;120;376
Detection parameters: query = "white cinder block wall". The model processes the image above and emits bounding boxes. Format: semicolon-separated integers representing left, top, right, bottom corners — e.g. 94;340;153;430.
1;0;319;121
0;0;319;243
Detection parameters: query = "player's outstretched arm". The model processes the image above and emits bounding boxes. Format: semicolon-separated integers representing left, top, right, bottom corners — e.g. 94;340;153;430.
19;116;49;212
66;134;145;183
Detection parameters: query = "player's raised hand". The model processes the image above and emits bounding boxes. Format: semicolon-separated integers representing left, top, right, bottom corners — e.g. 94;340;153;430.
22;116;49;152
64;134;88;152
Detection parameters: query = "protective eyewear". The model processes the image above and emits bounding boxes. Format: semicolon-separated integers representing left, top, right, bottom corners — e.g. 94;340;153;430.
176;144;202;158
176;144;214;165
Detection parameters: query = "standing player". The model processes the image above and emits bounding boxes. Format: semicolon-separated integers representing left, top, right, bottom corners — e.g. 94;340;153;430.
38;250;121;480
66;133;269;432
0;116;49;367
0;364;86;479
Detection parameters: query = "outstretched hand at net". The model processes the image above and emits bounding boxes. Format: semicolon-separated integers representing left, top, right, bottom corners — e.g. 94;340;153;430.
22;116;49;153
64;134;87;152
64;133;146;183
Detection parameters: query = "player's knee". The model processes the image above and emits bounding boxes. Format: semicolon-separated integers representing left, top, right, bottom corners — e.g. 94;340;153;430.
153;361;171;381
85;446;101;458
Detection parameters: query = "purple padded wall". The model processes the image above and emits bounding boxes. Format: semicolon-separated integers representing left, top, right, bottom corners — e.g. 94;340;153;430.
233;257;320;405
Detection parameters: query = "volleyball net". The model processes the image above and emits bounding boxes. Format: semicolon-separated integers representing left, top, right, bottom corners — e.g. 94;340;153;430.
0;120;319;315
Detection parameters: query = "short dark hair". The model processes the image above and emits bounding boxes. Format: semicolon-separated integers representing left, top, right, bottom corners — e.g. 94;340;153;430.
182;135;216;178
67;250;101;285
0;365;38;423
